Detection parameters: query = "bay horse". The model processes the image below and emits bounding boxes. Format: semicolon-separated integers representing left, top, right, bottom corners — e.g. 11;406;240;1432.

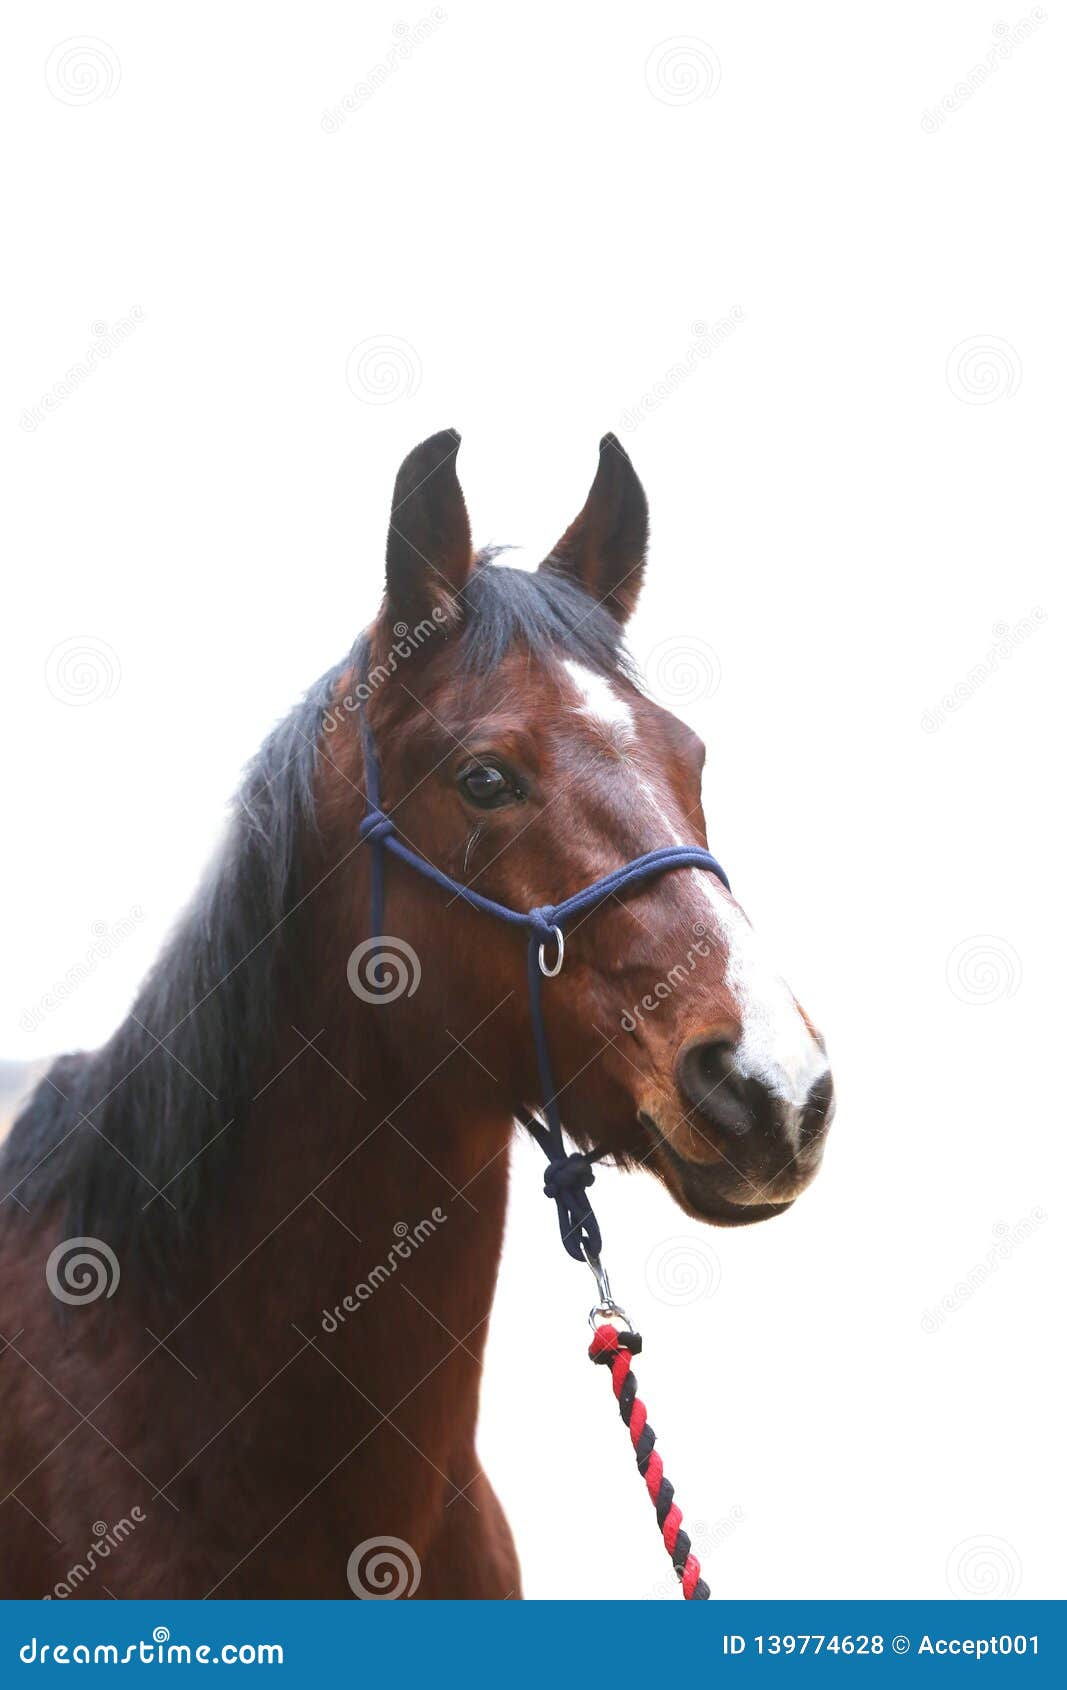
0;431;833;1599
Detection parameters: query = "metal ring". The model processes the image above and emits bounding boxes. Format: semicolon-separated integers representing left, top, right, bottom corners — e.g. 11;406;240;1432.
588;1300;634;1334
537;925;565;977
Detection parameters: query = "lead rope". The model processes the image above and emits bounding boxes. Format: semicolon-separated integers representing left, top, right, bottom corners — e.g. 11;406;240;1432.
589;1323;710;1600
355;646;727;1599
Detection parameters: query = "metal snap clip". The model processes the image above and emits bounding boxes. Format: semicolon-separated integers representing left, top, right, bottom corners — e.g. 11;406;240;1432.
582;1244;634;1333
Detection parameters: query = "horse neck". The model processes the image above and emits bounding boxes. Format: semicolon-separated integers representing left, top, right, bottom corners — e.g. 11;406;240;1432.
196;731;518;1408
214;975;516;1390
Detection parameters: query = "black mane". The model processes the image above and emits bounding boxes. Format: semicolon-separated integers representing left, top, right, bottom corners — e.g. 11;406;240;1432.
0;658;347;1270
0;561;630;1269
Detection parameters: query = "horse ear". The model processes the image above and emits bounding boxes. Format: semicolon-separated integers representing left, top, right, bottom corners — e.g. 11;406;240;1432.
540;433;649;623
384;429;473;625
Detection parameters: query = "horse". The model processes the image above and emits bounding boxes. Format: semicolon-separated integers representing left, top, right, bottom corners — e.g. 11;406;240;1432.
0;430;833;1599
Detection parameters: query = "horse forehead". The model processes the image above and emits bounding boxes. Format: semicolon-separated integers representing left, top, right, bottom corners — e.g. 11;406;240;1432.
558;659;638;745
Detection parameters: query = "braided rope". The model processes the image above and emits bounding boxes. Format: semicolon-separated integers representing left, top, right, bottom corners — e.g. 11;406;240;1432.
589;1323;710;1600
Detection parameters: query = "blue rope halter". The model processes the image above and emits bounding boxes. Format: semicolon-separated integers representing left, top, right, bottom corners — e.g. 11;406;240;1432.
357;680;730;1266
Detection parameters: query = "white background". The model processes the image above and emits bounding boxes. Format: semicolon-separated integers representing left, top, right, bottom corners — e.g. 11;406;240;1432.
2;3;1063;1599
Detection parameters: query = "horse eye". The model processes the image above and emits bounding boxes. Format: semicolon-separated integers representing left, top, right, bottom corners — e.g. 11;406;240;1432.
458;762;520;809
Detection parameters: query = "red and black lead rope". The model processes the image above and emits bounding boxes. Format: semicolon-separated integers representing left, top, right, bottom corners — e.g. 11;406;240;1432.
589;1323;710;1601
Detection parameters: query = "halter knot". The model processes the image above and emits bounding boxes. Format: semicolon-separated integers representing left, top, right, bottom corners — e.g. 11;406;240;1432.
359;809;396;844
528;905;559;945
542;1151;595;1202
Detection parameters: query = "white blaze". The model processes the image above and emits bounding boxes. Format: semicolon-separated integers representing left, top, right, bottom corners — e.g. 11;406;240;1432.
555;656;827;1112
561;660;636;745
692;875;828;1110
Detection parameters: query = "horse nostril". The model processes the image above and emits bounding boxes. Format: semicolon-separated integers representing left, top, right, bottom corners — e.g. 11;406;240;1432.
801;1069;836;1139
677;1034;751;1138
698;1039;734;1088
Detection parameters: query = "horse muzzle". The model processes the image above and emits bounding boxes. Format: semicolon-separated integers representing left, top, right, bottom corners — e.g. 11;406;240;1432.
639;1033;835;1225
